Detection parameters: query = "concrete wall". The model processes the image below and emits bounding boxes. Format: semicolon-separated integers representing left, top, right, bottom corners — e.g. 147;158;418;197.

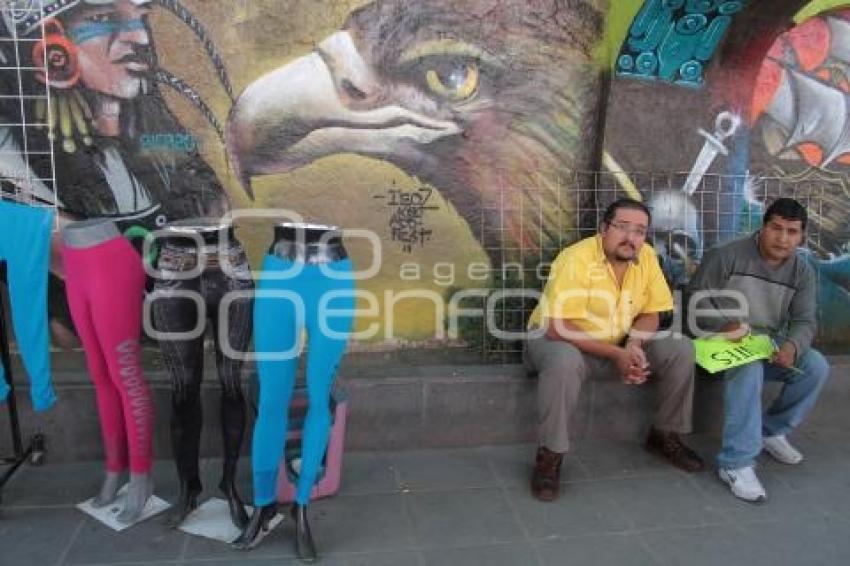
3;352;848;461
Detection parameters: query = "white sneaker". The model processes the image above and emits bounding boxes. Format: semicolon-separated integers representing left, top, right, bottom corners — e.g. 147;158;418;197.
719;466;767;503
763;435;804;465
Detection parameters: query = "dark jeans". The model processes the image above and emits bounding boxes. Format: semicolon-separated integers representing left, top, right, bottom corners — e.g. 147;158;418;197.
151;242;254;488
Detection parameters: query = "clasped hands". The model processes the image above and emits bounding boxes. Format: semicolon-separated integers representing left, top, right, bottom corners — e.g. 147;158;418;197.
615;339;649;385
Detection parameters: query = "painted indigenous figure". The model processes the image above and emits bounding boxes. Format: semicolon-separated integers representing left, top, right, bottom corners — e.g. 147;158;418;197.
0;0;229;311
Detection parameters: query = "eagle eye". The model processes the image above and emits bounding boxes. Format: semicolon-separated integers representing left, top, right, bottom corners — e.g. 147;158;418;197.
397;56;481;103
425;60;479;101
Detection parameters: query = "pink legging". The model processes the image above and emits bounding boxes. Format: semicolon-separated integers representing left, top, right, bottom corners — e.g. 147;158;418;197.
63;237;153;474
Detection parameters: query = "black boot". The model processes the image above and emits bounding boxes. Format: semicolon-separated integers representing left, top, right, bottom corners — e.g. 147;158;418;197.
220;475;249;529
232;503;278;550
165;478;202;529
291;503;317;562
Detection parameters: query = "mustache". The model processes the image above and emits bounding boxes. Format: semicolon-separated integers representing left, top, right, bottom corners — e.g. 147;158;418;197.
112;51;155;66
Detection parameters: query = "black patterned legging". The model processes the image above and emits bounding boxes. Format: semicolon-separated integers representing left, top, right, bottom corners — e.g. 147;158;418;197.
151;243;254;489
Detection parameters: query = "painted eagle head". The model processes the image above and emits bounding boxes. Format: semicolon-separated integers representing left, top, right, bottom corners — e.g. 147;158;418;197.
227;0;605;260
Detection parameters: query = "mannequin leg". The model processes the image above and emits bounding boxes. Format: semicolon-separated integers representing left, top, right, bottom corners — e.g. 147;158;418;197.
152;276;205;527
248;256;301;506
295;260;354;504
63;255;127;507
209;268;254;529
84;239;154;523
292;259;354;562
233;255;300;549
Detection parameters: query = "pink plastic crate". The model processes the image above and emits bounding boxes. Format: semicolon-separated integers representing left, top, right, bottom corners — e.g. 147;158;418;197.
275;388;348;503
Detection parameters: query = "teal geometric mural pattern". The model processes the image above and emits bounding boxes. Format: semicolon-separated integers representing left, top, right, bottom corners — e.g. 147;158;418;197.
617;0;749;87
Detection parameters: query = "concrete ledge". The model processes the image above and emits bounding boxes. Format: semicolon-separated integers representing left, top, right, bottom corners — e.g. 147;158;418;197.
2;356;848;462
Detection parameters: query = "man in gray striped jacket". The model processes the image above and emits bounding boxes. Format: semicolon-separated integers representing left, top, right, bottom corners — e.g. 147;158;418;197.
688;198;830;503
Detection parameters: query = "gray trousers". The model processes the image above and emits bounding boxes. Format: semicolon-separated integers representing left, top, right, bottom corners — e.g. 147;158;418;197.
525;335;696;453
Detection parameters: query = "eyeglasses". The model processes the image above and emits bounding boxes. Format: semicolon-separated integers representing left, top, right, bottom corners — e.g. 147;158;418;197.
608;221;648;238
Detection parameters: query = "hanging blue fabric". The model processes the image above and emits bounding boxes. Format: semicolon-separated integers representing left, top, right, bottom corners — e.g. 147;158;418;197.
0;200;56;412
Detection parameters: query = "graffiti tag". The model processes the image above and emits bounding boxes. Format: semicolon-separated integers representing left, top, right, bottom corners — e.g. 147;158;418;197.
375;185;438;253
139;133;198;152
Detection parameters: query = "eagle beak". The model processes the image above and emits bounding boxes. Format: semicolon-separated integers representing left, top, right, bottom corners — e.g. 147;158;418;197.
226;31;461;197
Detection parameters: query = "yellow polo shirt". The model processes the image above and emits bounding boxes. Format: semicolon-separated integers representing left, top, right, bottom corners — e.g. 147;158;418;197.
527;235;673;343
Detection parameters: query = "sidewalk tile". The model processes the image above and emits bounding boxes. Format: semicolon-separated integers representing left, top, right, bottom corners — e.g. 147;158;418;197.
421;542;537;566
406;488;525;548
0;507;83;565
602;475;725;530
505;483;630;539
535;534;658;566
390;448;499;492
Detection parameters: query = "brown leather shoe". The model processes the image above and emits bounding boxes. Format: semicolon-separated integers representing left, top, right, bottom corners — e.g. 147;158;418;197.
531;446;563;502
645;427;705;472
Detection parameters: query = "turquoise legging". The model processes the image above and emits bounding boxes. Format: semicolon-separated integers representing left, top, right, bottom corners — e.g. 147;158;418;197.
0;200;55;412
251;255;354;505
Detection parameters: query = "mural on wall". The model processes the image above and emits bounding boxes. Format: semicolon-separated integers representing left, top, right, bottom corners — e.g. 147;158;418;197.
226;0;608;265
5;0;842;353
751;10;850;176
747;6;850;347
0;0;232;343
610;0;850;350
645;110;742;288
0;0;612;351
616;0;751;88
223;0;611;352
0;0;231;224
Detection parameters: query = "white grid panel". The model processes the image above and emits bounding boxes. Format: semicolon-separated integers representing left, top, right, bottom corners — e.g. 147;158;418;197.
0;0;59;217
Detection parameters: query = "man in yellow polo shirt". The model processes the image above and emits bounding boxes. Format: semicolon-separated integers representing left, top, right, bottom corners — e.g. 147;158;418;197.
525;198;704;502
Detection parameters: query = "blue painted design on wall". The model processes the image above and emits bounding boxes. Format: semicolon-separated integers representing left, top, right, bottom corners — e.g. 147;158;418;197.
139;133;198;152
617;0;748;87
